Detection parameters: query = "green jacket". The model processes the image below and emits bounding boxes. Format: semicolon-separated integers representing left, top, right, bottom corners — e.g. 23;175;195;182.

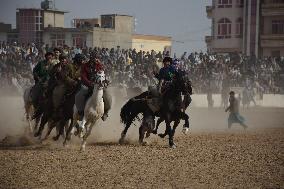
33;60;52;84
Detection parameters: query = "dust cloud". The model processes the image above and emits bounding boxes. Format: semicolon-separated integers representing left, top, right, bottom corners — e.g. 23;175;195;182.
0;89;283;147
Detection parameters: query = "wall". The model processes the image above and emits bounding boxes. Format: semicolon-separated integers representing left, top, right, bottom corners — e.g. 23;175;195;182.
262;47;284;56
115;16;134;33
0;32;7;42
92;28;132;49
190;94;284;107
43;11;64;28
132;38;171;52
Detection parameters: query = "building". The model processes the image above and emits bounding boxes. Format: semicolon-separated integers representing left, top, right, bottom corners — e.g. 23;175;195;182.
260;0;284;57
4;0;172;52
132;34;172;52
16;7;67;44
0;23;12;42
44;14;172;52
206;0;284;57
72;18;100;28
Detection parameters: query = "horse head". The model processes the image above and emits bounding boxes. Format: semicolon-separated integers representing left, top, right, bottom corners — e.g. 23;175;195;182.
95;71;106;89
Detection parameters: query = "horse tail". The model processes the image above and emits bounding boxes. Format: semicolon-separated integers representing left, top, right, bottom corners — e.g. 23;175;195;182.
120;98;145;126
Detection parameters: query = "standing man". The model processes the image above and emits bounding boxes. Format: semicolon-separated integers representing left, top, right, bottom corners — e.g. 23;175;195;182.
225;91;248;129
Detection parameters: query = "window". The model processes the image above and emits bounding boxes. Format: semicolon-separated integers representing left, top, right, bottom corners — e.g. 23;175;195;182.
50;33;65;47
72;34;87;48
218;0;232;8
236;18;243;38
217;18;232;39
236;0;244;7
272;20;284;34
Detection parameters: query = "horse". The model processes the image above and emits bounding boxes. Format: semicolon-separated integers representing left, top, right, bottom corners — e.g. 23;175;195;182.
119;97;155;145
120;71;189;148
153;78;192;136
36;83;81;142
64;71;107;151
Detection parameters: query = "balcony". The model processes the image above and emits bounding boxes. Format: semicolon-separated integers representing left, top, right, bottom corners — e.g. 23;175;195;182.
206;6;213;18
262;3;284;16
260;34;284;47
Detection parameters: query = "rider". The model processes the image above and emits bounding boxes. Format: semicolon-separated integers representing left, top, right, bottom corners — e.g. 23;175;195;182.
51;54;81;118
32;52;54;117
156;57;177;94
75;53;112;121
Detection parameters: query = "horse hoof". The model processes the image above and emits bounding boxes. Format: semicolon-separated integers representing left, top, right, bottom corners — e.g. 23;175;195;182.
34;132;40;138
80;146;86;152
182;128;189;135
119;138;124;145
152;130;157;135
158;134;165;138
170;144;177;149
53;136;59;141
142;141;148;146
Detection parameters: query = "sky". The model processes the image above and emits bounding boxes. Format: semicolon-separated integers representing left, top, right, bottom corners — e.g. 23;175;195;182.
0;0;212;55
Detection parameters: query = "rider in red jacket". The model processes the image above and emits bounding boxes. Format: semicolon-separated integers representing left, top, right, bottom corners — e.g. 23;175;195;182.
75;54;111;121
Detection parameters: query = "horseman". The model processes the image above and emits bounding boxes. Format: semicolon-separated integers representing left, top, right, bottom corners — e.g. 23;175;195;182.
31;52;54;117
75;53;112;121
50;54;82;118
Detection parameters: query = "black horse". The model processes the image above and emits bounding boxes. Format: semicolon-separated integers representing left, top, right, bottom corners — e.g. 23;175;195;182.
153;77;192;136
119;71;190;148
33;83;80;141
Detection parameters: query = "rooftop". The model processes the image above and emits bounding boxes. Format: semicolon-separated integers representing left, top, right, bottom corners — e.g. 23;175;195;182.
17;8;68;13
133;34;172;41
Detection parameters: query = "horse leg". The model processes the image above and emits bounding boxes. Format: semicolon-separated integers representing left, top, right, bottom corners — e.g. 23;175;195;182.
181;112;190;134
34;116;41;133
64;114;78;146
42;121;56;141
80;118;96;152
153;117;163;135
138;125;146;145
119;122;131;144
34;111;49;139
165;118;175;148
53;119;67;141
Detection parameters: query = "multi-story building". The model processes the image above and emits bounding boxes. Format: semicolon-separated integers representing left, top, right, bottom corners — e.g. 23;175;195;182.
5;0;172;52
260;0;284;57
206;0;284;57
16;7;66;44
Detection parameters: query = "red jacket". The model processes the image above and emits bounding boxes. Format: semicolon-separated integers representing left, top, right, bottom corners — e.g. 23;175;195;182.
81;62;104;88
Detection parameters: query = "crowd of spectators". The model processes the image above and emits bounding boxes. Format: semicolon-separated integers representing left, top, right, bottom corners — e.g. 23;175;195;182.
0;41;283;96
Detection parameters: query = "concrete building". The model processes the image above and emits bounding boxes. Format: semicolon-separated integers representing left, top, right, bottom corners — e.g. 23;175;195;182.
5;0;172;52
206;0;284;57
132;34;172;52
72;18;100;28
260;0;284;57
16;7;66;44
44;14;172;52
0;23;12;42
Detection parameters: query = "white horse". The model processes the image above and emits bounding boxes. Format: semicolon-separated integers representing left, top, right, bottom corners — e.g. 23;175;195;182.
64;71;106;151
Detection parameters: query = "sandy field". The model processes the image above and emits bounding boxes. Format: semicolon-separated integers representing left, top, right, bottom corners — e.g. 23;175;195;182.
0;96;283;189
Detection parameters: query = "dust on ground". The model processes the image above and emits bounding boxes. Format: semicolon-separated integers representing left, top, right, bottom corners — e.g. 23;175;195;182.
0;95;283;188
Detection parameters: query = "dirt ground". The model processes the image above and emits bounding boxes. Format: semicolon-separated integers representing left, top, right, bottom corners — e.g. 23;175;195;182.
0;97;283;189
